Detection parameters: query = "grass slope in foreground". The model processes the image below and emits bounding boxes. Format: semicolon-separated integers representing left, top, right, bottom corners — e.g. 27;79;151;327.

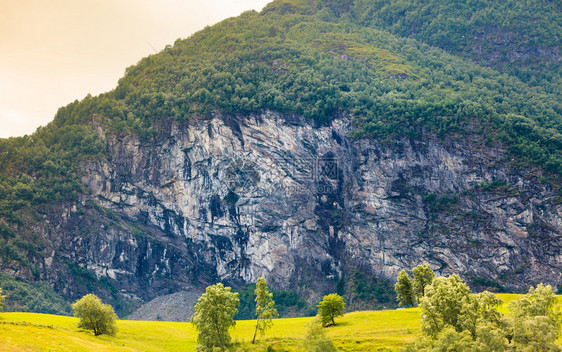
0;295;560;352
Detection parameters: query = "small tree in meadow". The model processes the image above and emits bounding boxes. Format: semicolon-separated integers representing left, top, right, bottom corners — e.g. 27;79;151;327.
72;294;118;336
317;293;345;327
395;270;415;307
252;277;278;344
191;283;240;352
412;264;435;301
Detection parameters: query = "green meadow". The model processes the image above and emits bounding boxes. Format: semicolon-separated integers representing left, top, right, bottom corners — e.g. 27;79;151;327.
0;294;560;352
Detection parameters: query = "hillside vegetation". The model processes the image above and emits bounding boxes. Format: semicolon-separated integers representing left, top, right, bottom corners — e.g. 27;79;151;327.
350;0;561;94
0;294;559;351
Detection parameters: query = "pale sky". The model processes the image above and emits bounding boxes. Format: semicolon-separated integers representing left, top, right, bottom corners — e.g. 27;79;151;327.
0;0;272;138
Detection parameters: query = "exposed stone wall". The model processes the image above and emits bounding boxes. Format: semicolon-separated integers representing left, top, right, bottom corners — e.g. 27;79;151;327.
65;110;561;302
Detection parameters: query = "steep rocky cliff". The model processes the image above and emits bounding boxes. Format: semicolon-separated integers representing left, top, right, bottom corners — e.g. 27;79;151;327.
39;110;557;309
1;0;561;315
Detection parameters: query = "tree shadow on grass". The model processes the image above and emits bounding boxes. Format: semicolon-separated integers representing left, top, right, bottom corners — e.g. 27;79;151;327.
326;321;350;328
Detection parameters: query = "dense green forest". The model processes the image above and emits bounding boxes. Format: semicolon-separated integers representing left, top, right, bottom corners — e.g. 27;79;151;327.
350;0;561;94
0;273;71;315
0;0;561;312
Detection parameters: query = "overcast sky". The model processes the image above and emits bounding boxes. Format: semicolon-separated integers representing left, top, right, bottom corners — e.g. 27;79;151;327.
0;0;271;138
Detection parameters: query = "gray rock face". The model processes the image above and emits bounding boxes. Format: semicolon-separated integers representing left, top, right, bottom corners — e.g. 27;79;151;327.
127;290;204;322
63;110;560;303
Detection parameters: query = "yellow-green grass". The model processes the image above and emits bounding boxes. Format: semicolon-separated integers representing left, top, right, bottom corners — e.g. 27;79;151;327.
0;313;196;352
0;294;559;351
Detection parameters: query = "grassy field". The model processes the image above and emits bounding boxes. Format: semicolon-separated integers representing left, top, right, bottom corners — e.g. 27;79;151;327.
0;294;559;351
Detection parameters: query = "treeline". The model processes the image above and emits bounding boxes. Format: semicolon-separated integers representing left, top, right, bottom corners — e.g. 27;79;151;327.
11;272;557;352
2;0;559;214
0;273;71;315
396;265;561;351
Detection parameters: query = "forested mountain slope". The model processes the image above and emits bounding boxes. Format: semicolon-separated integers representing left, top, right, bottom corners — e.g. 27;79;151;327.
0;0;560;315
349;0;561;94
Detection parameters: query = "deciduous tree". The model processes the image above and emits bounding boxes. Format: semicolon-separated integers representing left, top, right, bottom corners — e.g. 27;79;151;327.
252;277;278;344
412;264;435;301
395;270;415;307
406;279;560;352
504;283;560;350
191;283;240;352
72;294;117;336
317;293;345;327
420;274;470;337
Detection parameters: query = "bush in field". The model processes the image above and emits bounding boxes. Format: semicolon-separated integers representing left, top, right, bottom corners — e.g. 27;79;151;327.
299;317;337;352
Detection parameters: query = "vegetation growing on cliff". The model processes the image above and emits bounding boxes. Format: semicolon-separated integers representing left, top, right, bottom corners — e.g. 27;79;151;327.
236;284;315;319
103;0;562;176
0;273;71;315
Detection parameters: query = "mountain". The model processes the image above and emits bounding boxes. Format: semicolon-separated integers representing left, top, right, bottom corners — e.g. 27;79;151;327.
0;0;560;316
